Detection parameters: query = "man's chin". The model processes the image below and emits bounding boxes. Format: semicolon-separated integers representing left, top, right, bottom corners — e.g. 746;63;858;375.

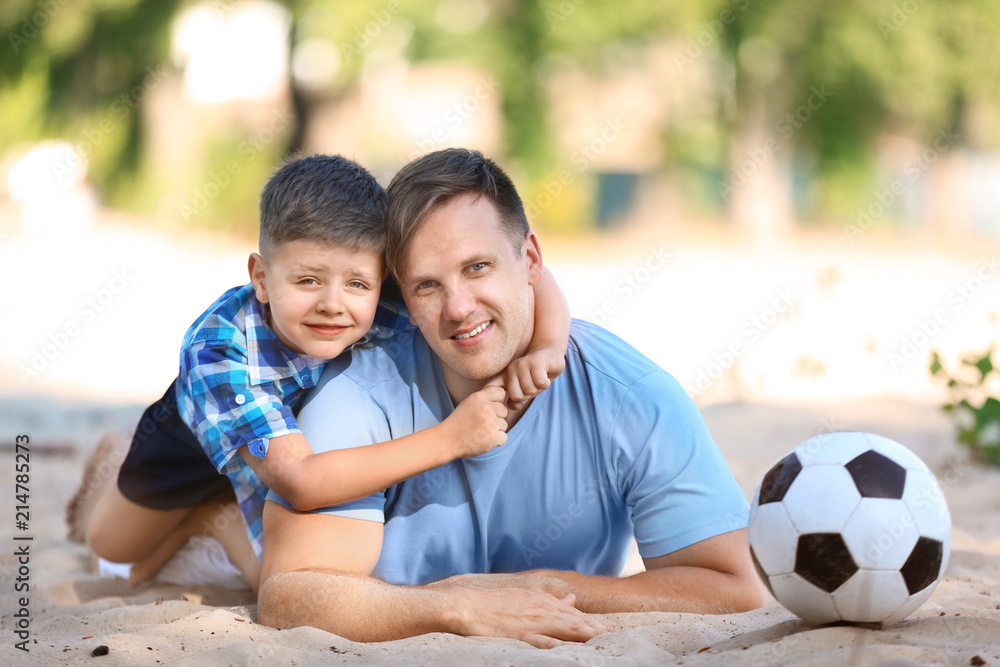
441;354;509;384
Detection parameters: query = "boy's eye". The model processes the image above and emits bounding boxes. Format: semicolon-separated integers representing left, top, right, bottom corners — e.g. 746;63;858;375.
298;278;318;285
348;280;369;290
417;280;435;290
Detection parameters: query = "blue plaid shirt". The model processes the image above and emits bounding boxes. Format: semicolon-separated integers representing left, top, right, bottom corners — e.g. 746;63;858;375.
175;281;411;559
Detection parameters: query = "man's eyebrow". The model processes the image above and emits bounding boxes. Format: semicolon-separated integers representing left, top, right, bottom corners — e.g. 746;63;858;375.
404;272;433;290
405;253;498;289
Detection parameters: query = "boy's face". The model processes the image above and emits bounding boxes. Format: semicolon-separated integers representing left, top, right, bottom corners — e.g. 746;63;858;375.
248;240;383;359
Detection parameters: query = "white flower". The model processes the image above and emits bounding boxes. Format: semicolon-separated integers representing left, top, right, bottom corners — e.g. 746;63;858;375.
978;421;1000;447
954;406;977;432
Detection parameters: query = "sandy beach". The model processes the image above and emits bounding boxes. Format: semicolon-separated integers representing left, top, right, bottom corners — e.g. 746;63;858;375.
1;218;999;665
1;397;999;665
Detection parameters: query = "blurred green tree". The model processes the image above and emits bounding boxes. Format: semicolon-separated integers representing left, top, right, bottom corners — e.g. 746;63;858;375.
4;0;1000;234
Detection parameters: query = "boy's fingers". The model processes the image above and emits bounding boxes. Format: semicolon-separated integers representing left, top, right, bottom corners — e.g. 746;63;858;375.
484;374;505;388
504;370;524;402
531;366;551;390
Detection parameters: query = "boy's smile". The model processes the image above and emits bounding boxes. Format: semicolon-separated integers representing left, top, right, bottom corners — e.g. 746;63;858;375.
249;240;383;360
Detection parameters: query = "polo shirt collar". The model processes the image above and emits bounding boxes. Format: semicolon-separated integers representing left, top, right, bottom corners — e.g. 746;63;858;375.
244;295;325;388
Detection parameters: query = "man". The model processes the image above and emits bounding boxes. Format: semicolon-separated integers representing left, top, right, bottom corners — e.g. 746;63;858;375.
256;148;766;648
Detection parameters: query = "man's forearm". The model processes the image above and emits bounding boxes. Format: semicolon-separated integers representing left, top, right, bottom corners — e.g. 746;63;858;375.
258;570;455;641
257;569;613;647
541;566;766;614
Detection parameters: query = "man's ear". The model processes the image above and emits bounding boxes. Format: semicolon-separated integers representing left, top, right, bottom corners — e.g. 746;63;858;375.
248;253;270;304
523;231;543;286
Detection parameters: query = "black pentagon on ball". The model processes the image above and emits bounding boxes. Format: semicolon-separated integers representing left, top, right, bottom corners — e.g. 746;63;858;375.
758;452;803;505
749;545;776;598
845;450;907;499
901;536;944;595
795;533;859;593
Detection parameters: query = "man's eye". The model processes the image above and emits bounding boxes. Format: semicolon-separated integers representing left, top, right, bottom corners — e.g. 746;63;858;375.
470;263;487;272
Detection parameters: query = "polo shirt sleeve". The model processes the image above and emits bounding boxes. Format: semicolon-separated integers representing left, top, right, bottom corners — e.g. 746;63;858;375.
181;339;300;474
612;371;749;559
265;360;392;523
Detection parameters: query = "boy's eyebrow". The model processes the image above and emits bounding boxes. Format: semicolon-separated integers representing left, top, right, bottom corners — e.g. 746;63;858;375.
288;264;381;282
288;264;329;274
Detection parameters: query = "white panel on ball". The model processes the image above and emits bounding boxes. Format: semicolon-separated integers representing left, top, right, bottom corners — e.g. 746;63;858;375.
782;465;861;533
881;580;939;628
748;502;799;576
831;569;910;624
841;497;920;570
902;469;952;540
769;573;841;625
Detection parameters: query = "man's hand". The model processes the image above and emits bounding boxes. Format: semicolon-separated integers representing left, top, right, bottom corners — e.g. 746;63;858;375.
428;578;613;648
438;385;509;458
494;346;567;410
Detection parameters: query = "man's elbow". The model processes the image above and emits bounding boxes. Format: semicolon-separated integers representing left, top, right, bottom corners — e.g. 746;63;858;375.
257;572;301;629
258;571;338;630
258;571;363;638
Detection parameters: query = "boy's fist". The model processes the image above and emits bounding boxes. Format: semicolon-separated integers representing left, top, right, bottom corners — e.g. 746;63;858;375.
497;347;567;410
444;385;509;458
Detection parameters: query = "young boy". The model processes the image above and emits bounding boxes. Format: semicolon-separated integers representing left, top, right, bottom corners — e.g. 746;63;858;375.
83;154;570;592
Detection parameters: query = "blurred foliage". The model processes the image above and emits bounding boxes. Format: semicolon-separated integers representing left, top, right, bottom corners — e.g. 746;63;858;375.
931;348;1000;467
3;0;1000;235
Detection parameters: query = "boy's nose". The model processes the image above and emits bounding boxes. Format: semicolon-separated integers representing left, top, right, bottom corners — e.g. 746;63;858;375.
317;288;344;314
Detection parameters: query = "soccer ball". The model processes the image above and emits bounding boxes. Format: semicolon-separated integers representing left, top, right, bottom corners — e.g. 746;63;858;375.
748;432;951;627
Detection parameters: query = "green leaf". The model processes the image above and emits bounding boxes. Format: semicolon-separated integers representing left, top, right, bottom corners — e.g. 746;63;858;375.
930;351;943;376
962;349;995;382
978;397;1000;423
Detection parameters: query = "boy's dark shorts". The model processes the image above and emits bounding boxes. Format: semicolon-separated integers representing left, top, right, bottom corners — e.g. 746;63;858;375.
117;380;234;510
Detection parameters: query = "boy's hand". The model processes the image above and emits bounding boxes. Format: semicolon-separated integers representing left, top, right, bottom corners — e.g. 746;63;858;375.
441;385;509;458
497;346;567;410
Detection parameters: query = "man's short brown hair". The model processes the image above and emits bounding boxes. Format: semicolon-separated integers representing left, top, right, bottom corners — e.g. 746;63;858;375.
385;148;529;279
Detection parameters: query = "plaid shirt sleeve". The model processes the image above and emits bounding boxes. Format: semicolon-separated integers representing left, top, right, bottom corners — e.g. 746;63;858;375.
369;275;416;338
180;339;301;475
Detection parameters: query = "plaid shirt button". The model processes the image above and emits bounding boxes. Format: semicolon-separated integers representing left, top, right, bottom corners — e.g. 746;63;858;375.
235;394;246;405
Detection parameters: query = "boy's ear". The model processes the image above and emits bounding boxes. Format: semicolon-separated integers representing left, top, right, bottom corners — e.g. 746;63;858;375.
248;253;270;303
523;231;543;287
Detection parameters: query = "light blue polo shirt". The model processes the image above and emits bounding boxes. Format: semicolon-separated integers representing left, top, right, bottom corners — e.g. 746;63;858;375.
268;319;749;586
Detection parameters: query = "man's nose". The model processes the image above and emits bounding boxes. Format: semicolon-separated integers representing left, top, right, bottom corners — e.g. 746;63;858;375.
442;284;476;322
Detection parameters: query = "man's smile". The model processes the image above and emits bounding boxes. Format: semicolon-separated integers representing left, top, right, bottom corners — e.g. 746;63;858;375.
451;320;493;347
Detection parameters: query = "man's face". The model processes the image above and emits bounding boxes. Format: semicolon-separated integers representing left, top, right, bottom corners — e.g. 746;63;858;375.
401;192;542;384
249;240;383;359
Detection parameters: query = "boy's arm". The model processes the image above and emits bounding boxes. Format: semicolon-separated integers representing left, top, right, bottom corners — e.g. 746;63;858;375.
499;267;570;408
239;385;509;511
